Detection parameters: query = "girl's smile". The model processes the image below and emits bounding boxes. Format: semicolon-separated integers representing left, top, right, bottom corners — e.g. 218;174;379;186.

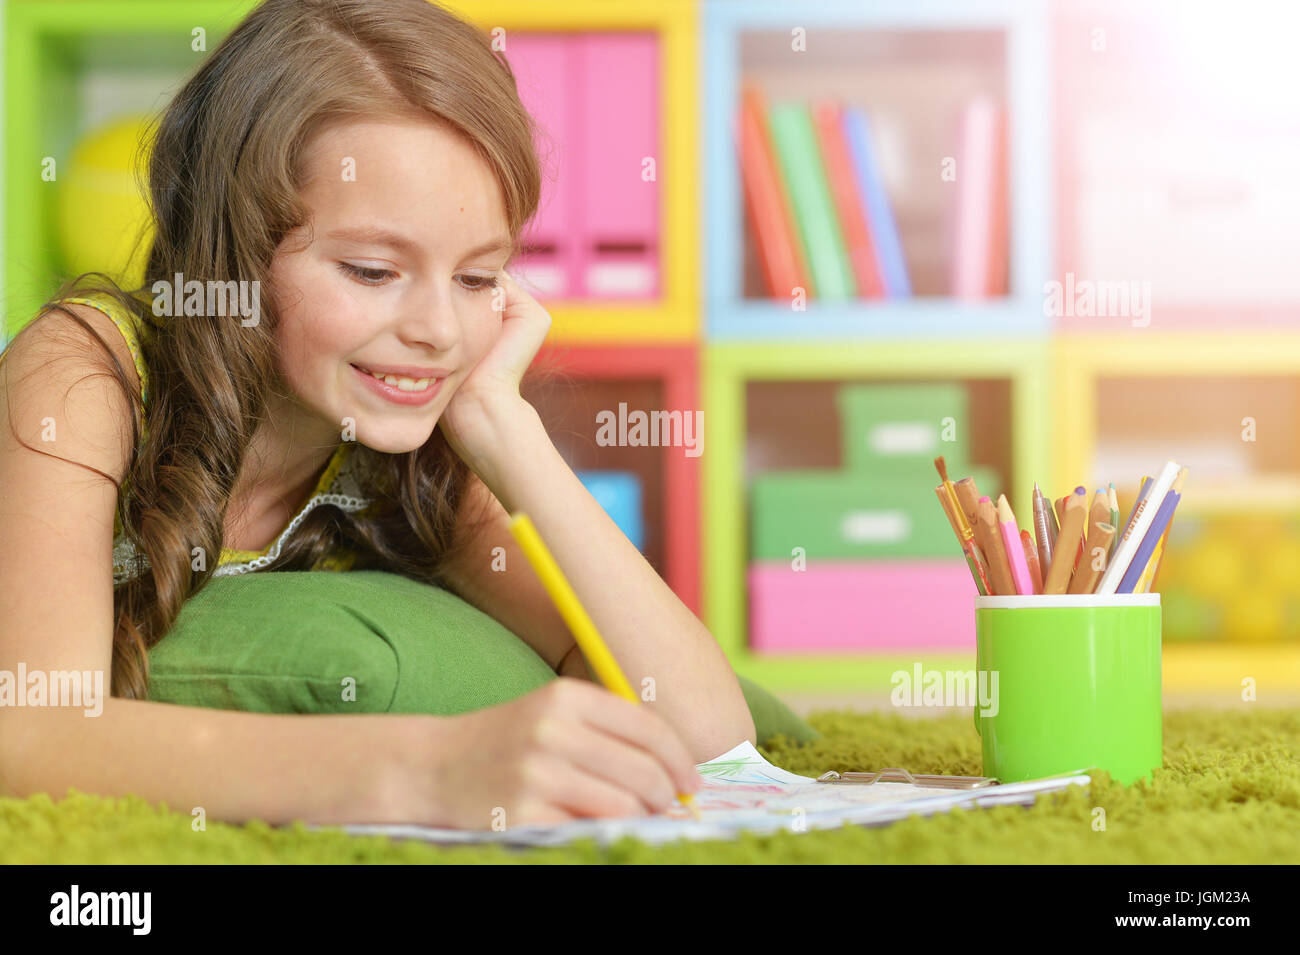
349;362;446;406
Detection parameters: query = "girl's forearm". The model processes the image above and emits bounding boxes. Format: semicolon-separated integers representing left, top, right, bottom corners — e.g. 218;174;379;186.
0;699;427;826
466;396;756;760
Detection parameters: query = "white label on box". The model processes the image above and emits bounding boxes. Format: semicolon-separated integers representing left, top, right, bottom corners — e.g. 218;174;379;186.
868;423;937;456
513;264;565;299
586;263;655;296
840;511;910;544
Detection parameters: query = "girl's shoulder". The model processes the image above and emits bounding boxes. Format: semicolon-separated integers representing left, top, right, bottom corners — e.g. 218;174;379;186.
53;289;154;405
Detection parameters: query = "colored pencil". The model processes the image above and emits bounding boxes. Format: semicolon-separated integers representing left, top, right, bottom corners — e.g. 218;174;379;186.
976;495;1018;596
997;494;1035;595
1137;529;1172;593
1070;485;1087;567
953;476;982;529
1021;528;1043;594
1068;522;1116;594
1032;482;1055;576
1096;461;1183;595
1107;483;1121;559
1043;488;1088;594
936;485;988;596
1117;467;1188;593
933;458;991;595
508;512;699;818
1088;489;1110;539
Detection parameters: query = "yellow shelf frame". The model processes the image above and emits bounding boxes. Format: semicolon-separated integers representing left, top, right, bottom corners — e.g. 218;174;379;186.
444;0;699;344
1052;331;1300;499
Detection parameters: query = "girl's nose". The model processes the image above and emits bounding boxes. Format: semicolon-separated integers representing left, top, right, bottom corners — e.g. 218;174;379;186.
396;288;460;352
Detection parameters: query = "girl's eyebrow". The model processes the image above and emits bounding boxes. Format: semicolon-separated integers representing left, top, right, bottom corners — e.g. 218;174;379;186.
325;225;423;256
325;224;511;260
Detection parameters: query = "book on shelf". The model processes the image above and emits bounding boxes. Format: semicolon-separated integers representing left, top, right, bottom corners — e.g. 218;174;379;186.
738;83;809;300
767;100;857;301
841;106;911;298
737;93;911;302
950;96;1009;299
811;100;886;299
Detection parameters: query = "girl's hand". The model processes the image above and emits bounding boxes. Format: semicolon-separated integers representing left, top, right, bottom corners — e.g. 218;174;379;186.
391;679;703;829
438;270;550;461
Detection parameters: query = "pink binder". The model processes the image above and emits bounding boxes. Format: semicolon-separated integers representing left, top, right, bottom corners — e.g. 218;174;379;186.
574;33;660;299
504;33;578;298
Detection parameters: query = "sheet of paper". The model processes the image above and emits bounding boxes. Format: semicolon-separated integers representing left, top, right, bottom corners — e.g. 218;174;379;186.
316;741;1090;848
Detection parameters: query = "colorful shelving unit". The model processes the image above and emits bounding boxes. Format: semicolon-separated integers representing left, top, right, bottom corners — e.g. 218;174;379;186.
4;0;1297;698
706;340;1049;692
702;0;1052;339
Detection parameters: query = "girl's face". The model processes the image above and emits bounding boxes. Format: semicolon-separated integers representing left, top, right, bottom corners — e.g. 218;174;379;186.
267;114;511;455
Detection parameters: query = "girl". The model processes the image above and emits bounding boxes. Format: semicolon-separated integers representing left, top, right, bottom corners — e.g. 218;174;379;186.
0;0;753;829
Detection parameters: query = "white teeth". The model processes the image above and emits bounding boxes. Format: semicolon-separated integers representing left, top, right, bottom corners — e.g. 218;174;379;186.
360;367;434;391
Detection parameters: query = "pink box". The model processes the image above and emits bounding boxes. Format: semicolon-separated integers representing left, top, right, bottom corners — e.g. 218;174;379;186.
503;34;578;298
747;561;976;652
575;33;660;299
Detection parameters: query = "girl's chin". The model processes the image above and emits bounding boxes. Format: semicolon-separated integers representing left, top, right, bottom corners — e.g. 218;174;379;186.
350;421;439;455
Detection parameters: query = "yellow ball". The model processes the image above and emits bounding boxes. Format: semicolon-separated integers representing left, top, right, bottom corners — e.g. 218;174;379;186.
55;115;156;287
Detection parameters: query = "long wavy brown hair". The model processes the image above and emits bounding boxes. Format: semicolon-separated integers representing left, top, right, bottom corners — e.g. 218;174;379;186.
8;0;553;699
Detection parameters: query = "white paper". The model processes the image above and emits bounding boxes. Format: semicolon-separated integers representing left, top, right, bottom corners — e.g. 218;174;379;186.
314;741;1090;848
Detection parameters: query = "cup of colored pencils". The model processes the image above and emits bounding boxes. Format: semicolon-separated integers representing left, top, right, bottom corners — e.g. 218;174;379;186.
938;455;1180;786
933;457;1187;597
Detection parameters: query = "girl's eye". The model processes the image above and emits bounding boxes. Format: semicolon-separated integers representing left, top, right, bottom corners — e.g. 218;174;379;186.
338;262;395;286
457;273;500;294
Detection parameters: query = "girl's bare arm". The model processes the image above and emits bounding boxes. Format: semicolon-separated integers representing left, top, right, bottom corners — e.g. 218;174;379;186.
0;304;412;824
0;700;423;825
451;394;757;763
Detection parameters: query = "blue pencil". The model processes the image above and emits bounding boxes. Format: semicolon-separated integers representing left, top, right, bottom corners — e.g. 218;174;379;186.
1116;468;1188;594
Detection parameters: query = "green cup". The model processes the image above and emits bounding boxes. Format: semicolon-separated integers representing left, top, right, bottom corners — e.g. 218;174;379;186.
973;594;1162;785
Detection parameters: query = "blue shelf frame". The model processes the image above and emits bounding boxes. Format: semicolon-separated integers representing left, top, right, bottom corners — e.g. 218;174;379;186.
701;0;1054;340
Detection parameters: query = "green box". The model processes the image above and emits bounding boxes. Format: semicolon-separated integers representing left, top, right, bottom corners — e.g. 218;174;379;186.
750;465;1000;560
837;383;971;475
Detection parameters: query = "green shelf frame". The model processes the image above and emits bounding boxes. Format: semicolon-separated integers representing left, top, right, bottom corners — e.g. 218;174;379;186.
703;339;1051;693
3;0;258;336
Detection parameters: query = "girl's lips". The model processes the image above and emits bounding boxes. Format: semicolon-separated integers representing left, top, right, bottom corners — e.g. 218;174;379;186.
350;363;445;406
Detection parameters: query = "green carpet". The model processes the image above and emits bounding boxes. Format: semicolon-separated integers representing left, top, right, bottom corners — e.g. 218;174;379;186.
3;706;1297;864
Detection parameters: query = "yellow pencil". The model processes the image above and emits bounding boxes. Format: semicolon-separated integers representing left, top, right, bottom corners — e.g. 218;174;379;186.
508;512;700;820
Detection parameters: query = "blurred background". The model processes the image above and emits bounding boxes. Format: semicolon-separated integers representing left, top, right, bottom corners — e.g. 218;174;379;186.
3;0;1298;710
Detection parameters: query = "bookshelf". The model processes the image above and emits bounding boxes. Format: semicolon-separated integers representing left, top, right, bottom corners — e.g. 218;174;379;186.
704;340;1049;690
702;0;1052;339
